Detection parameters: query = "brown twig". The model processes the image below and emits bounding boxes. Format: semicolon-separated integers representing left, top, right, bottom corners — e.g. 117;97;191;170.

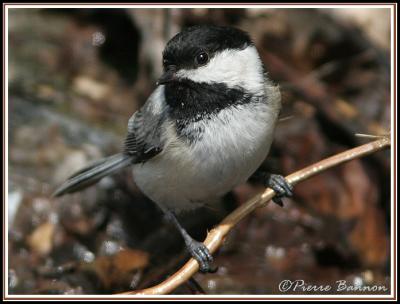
119;137;391;295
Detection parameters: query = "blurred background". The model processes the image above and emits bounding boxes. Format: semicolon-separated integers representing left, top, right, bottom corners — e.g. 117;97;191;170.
8;7;392;295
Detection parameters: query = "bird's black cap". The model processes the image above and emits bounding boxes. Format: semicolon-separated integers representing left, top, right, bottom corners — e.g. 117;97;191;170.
162;25;253;70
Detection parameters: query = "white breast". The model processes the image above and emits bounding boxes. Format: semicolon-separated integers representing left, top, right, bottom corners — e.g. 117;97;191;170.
132;98;280;212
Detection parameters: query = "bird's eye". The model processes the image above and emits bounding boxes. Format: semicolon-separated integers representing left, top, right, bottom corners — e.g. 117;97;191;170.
163;58;170;67
195;52;209;65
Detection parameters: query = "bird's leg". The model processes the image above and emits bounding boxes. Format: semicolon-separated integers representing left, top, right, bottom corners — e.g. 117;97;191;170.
249;171;293;207
165;211;216;273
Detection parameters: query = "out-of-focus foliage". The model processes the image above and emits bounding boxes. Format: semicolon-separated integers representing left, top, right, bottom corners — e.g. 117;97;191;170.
8;8;391;295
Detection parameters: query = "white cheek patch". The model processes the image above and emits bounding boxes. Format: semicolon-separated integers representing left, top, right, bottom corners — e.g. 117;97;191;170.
176;46;265;94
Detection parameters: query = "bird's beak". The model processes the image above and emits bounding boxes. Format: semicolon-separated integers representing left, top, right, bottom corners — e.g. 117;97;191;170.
156;67;177;85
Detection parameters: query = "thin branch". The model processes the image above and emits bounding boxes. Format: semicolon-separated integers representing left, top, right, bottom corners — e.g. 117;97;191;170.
355;132;390;139
118;137;391;295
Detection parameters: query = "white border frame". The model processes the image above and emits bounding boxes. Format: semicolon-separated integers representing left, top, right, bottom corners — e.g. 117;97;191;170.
3;3;397;300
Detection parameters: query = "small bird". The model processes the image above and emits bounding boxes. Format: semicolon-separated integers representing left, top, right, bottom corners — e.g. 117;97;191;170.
54;25;293;273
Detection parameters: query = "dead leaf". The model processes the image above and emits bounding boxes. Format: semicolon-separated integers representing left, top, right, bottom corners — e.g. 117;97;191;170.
93;249;149;289
27;221;55;256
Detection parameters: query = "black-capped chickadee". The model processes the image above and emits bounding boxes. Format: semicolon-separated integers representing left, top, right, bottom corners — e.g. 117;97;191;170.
54;25;293;273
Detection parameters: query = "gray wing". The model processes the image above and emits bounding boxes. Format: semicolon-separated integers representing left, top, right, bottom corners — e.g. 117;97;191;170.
53;87;167;197
123;86;167;163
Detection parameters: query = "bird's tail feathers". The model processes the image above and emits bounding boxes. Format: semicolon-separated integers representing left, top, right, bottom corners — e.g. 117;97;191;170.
53;153;132;197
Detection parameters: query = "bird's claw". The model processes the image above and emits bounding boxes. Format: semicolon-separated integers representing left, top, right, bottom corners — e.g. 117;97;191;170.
265;174;293;207
186;240;215;273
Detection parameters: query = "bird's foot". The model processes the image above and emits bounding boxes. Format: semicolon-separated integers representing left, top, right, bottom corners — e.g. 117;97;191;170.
186;239;217;273
264;174;293;207
164;210;218;274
